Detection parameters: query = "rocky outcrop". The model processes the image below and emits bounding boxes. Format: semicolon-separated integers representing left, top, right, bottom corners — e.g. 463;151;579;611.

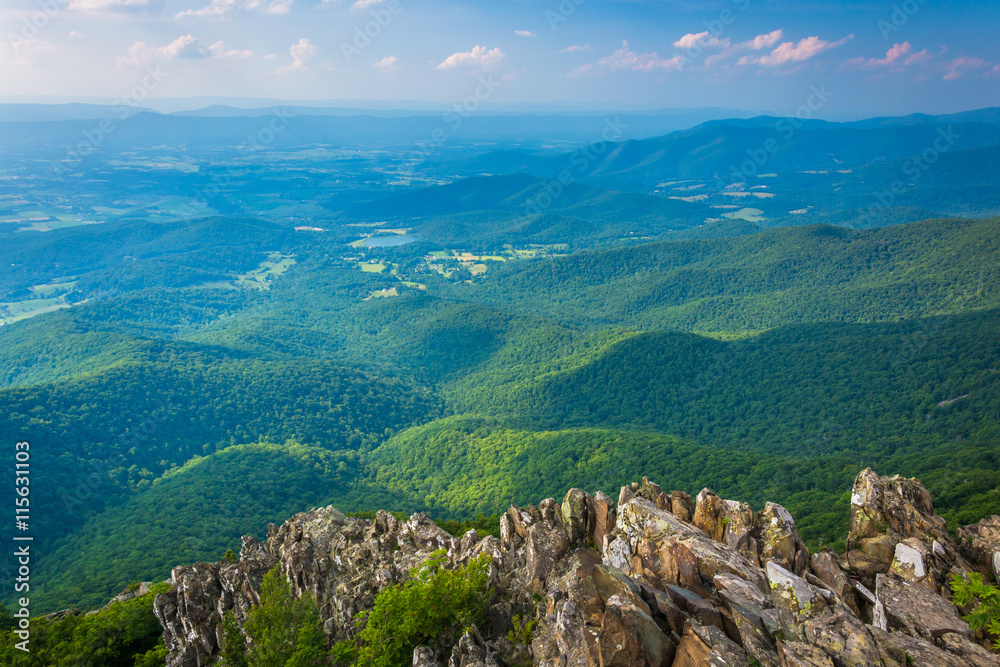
154;469;1000;666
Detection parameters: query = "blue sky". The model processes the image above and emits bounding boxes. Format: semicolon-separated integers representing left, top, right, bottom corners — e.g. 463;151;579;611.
1;0;998;118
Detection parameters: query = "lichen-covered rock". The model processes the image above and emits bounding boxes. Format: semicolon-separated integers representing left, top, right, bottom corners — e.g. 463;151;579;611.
152;474;1000;667
958;515;1000;581
776;640;836;667
561;488;590;547
802;611;882;666
599;595;675;666
675;622;750;667
810;551;859;616
413;645;442;667
871;626;971;667
849;469;947;543
590;490;616;549
759;502;809;575
875;573;971;641
767;562;830;643
693;489;758;561
526;503;572;586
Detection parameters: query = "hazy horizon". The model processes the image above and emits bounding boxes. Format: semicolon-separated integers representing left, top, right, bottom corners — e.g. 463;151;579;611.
3;0;999;120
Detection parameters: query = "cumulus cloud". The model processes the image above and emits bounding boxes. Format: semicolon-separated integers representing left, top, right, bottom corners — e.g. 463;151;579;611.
561;44;590;53
737;30;784;51
176;0;292;20
844;42;931;70
281;37;316;71
703;30;782;68
944;56;993;80
373;55;398;69
118;34;251;67
740;34;852;67
673;31;726;50
437;45;505;70
515;30;537;38
596;40;682;72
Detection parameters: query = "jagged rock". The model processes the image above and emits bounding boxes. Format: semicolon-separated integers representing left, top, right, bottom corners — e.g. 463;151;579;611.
152;474;1000;667
526;519;571;586
871;626;976;667
413;646;442;667
694;489;758;560
590;490;616;549
636;476;672;510
776;640;835;667
938;632;1000;666
562;488;590;547
888;538;938;591
693;489;728;541
675;622;752;667
637;583;687;636
728;602;781;666
663;584;725;631
674;623;714;666
767;562;830;643
155;535;278;667
531;549;602;666
875;573;971;641
670;491;695;523
849;469;948;542
802;611;882;666
810;551;859;616
507;505;539;540
591;564;651;617
609;496;766;597
846;469;954;586
958;515;1000;580
716;572;782;652
598;595;675;666
759;502;809;575
448;630;500;667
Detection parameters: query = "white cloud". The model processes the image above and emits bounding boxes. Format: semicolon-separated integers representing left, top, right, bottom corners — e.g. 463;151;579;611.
69;30;82;37
373;54;398;69
437;45;505;70
265;53;276;60
737;30;783;51
515;30;537;38
561;44;590;53
176;0;237;18
740;34;853;67
596;40;683;72
673;31;726;50
944;56;993;80
844;42;931;70
281;37;315;71
705;30;783;68
118;34;251;67
351;0;384;8
176;0;292;19
68;0;150;10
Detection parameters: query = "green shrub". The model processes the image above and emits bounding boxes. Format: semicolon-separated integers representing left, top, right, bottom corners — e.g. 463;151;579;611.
950;573;1000;650
0;582;171;666
243;566;327;667
332;550;493;667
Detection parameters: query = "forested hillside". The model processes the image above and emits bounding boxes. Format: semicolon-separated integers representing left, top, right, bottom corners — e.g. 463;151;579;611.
445;217;1000;332
2;211;999;614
